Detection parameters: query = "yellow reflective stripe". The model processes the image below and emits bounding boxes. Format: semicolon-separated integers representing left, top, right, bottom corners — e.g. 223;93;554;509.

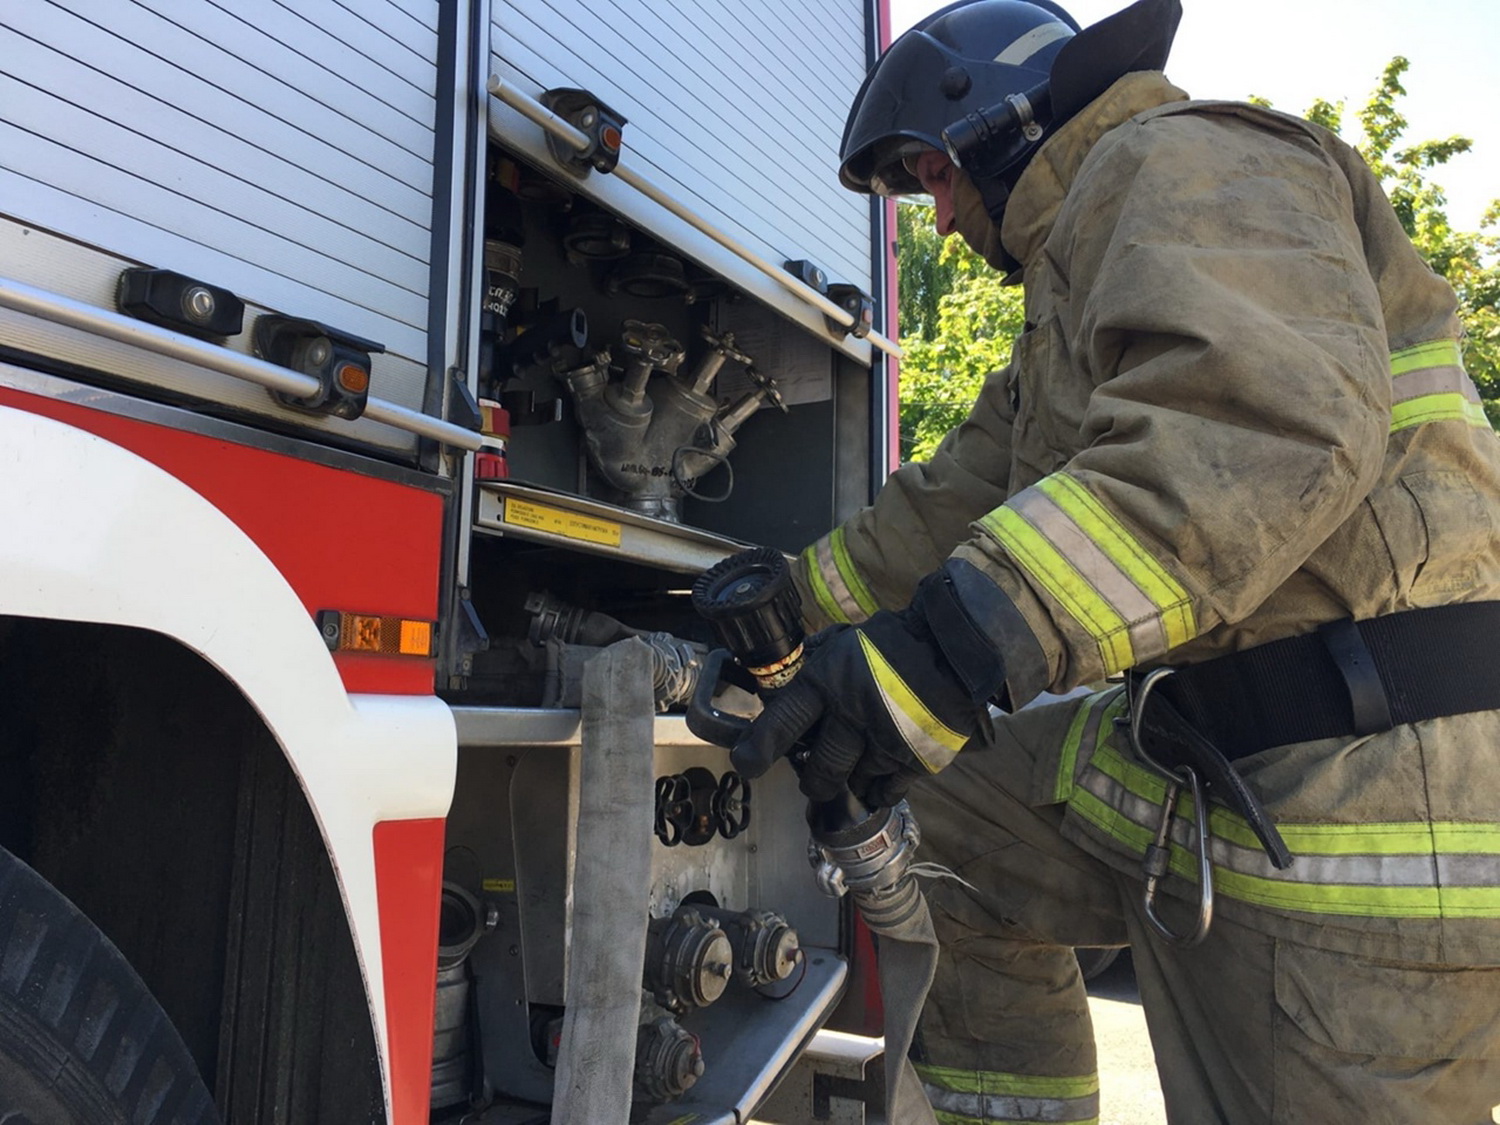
1037;475;1197;650
1066;786;1483;917
918;1064;1101;1125
1071;743;1500;919
1209;869;1500;918
828;527;880;618
933;1113;1100;1125
1087;743;1500;858
1052;689;1126;803
1434;823;1500;853
801;541;851;625
1387;339;1489;433
1389;339;1461;376
980;506;1135;673
915;1064;1099;1100
1391;395;1490;433
858;632;968;771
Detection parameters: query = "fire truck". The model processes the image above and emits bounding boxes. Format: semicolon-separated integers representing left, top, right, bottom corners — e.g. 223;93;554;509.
0;0;899;1121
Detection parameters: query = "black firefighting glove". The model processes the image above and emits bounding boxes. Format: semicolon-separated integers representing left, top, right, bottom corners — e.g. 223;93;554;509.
731;561;1010;808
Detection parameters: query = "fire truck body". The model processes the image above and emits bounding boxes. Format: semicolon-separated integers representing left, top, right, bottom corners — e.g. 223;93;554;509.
0;1;894;1121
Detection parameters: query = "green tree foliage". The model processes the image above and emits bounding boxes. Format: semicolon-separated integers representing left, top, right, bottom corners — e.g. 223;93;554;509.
895;203;1023;461
1347;59;1500;424
895;57;1500;459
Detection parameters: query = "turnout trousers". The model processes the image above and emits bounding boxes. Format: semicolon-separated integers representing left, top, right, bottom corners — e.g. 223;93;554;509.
905;689;1500;1125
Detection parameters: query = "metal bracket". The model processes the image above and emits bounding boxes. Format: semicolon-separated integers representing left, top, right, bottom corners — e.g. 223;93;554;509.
540;87;628;176
824;283;874;340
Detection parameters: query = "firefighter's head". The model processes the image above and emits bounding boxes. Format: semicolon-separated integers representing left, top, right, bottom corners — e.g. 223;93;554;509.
839;0;1181;270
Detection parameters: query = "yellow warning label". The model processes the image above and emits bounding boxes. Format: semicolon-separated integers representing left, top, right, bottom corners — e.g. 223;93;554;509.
482;878;516;894
503;497;622;548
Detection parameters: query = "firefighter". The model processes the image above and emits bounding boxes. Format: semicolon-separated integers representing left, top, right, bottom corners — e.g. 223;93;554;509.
734;0;1500;1120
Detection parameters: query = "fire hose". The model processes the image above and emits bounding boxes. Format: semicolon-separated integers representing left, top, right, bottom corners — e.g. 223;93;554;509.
550;638;657;1125
688;549;941;1124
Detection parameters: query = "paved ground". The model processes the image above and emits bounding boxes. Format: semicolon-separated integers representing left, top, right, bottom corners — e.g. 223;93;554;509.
1087;951;1167;1125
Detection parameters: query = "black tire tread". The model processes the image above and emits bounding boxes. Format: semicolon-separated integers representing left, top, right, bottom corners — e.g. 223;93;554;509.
0;844;218;1124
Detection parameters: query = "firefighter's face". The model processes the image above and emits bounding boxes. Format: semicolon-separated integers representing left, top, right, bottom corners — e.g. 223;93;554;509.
913;149;958;237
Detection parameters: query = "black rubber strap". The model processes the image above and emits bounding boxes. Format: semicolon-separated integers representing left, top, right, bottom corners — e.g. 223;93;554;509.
1153;602;1500;760
915;566;1008;707
1318;617;1393;736
1135;692;1295;869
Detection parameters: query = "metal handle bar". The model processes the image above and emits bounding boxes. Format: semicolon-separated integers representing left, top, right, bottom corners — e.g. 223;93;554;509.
0;275;483;450
487;76;903;361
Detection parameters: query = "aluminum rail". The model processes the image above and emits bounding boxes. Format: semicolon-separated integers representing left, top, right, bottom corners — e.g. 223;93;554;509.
0;275;483;450
488;76;903;361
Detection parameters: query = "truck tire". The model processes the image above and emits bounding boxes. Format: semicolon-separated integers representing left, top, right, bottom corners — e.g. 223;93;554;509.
0;843;219;1124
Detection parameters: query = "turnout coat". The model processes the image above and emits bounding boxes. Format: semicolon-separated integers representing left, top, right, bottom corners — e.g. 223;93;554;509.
792;72;1500;966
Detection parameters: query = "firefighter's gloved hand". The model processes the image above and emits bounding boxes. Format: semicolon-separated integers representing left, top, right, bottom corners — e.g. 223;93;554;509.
731;565;1008;808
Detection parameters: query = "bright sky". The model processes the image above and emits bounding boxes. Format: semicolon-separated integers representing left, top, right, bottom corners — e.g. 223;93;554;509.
888;0;1500;231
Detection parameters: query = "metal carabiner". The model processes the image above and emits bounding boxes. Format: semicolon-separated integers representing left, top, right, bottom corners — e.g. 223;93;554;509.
1128;667;1215;947
1140;764;1214;947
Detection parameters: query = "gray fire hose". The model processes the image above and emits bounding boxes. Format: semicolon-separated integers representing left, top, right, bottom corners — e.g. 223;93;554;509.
689;549;943;1123
808;799;940;1125
549;637;656;1125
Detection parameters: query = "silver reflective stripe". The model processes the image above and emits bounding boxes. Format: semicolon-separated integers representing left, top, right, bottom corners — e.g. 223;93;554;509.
877;687;962;772
1008;486;1171;658
992;21;1073;65
812;535;870;624
1392;365;1482;407
1079;762;1500;888
924;1083;1101;1123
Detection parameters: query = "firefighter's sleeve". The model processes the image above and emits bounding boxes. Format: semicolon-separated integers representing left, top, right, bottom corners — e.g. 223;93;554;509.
950;114;1392;702
792;362;1017;631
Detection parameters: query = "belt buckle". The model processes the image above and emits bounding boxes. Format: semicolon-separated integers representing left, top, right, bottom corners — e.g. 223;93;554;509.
1127;668;1215;948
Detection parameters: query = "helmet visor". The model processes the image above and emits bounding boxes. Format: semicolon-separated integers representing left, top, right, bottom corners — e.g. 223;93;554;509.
839;31;968;195
838;11;1069;196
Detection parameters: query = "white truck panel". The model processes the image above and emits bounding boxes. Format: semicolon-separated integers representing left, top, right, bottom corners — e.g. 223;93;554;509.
491;0;875;346
3;0;442;382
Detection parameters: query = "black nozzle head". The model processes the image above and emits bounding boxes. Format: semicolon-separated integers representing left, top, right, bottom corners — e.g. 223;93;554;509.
692;547;804;670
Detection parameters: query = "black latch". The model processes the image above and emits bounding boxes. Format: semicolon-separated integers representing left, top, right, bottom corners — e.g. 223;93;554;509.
116;268;245;340
825;283;875;340
783;259;829;295
447;368;483;432
499;388;564;427
254;315;384;421
541;87;627;175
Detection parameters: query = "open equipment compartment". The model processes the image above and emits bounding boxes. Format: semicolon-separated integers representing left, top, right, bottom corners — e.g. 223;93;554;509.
433;7;895;1109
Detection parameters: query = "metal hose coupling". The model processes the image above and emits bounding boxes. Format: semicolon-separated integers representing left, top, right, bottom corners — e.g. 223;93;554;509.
806;793;921;905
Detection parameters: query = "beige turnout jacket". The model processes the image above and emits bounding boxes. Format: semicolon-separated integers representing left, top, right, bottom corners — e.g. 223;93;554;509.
793;73;1500;962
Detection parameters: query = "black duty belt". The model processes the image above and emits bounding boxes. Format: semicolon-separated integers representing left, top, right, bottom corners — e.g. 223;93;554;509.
1122;602;1500;896
1143;601;1500;763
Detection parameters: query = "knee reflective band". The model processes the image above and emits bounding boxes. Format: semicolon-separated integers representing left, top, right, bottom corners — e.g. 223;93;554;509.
916;1064;1101;1125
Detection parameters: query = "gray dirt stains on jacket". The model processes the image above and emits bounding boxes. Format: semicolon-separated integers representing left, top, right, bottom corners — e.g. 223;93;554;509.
793;72;1500;964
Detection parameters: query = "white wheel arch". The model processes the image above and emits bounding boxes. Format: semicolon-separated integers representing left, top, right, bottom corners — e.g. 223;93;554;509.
0;403;456;1104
